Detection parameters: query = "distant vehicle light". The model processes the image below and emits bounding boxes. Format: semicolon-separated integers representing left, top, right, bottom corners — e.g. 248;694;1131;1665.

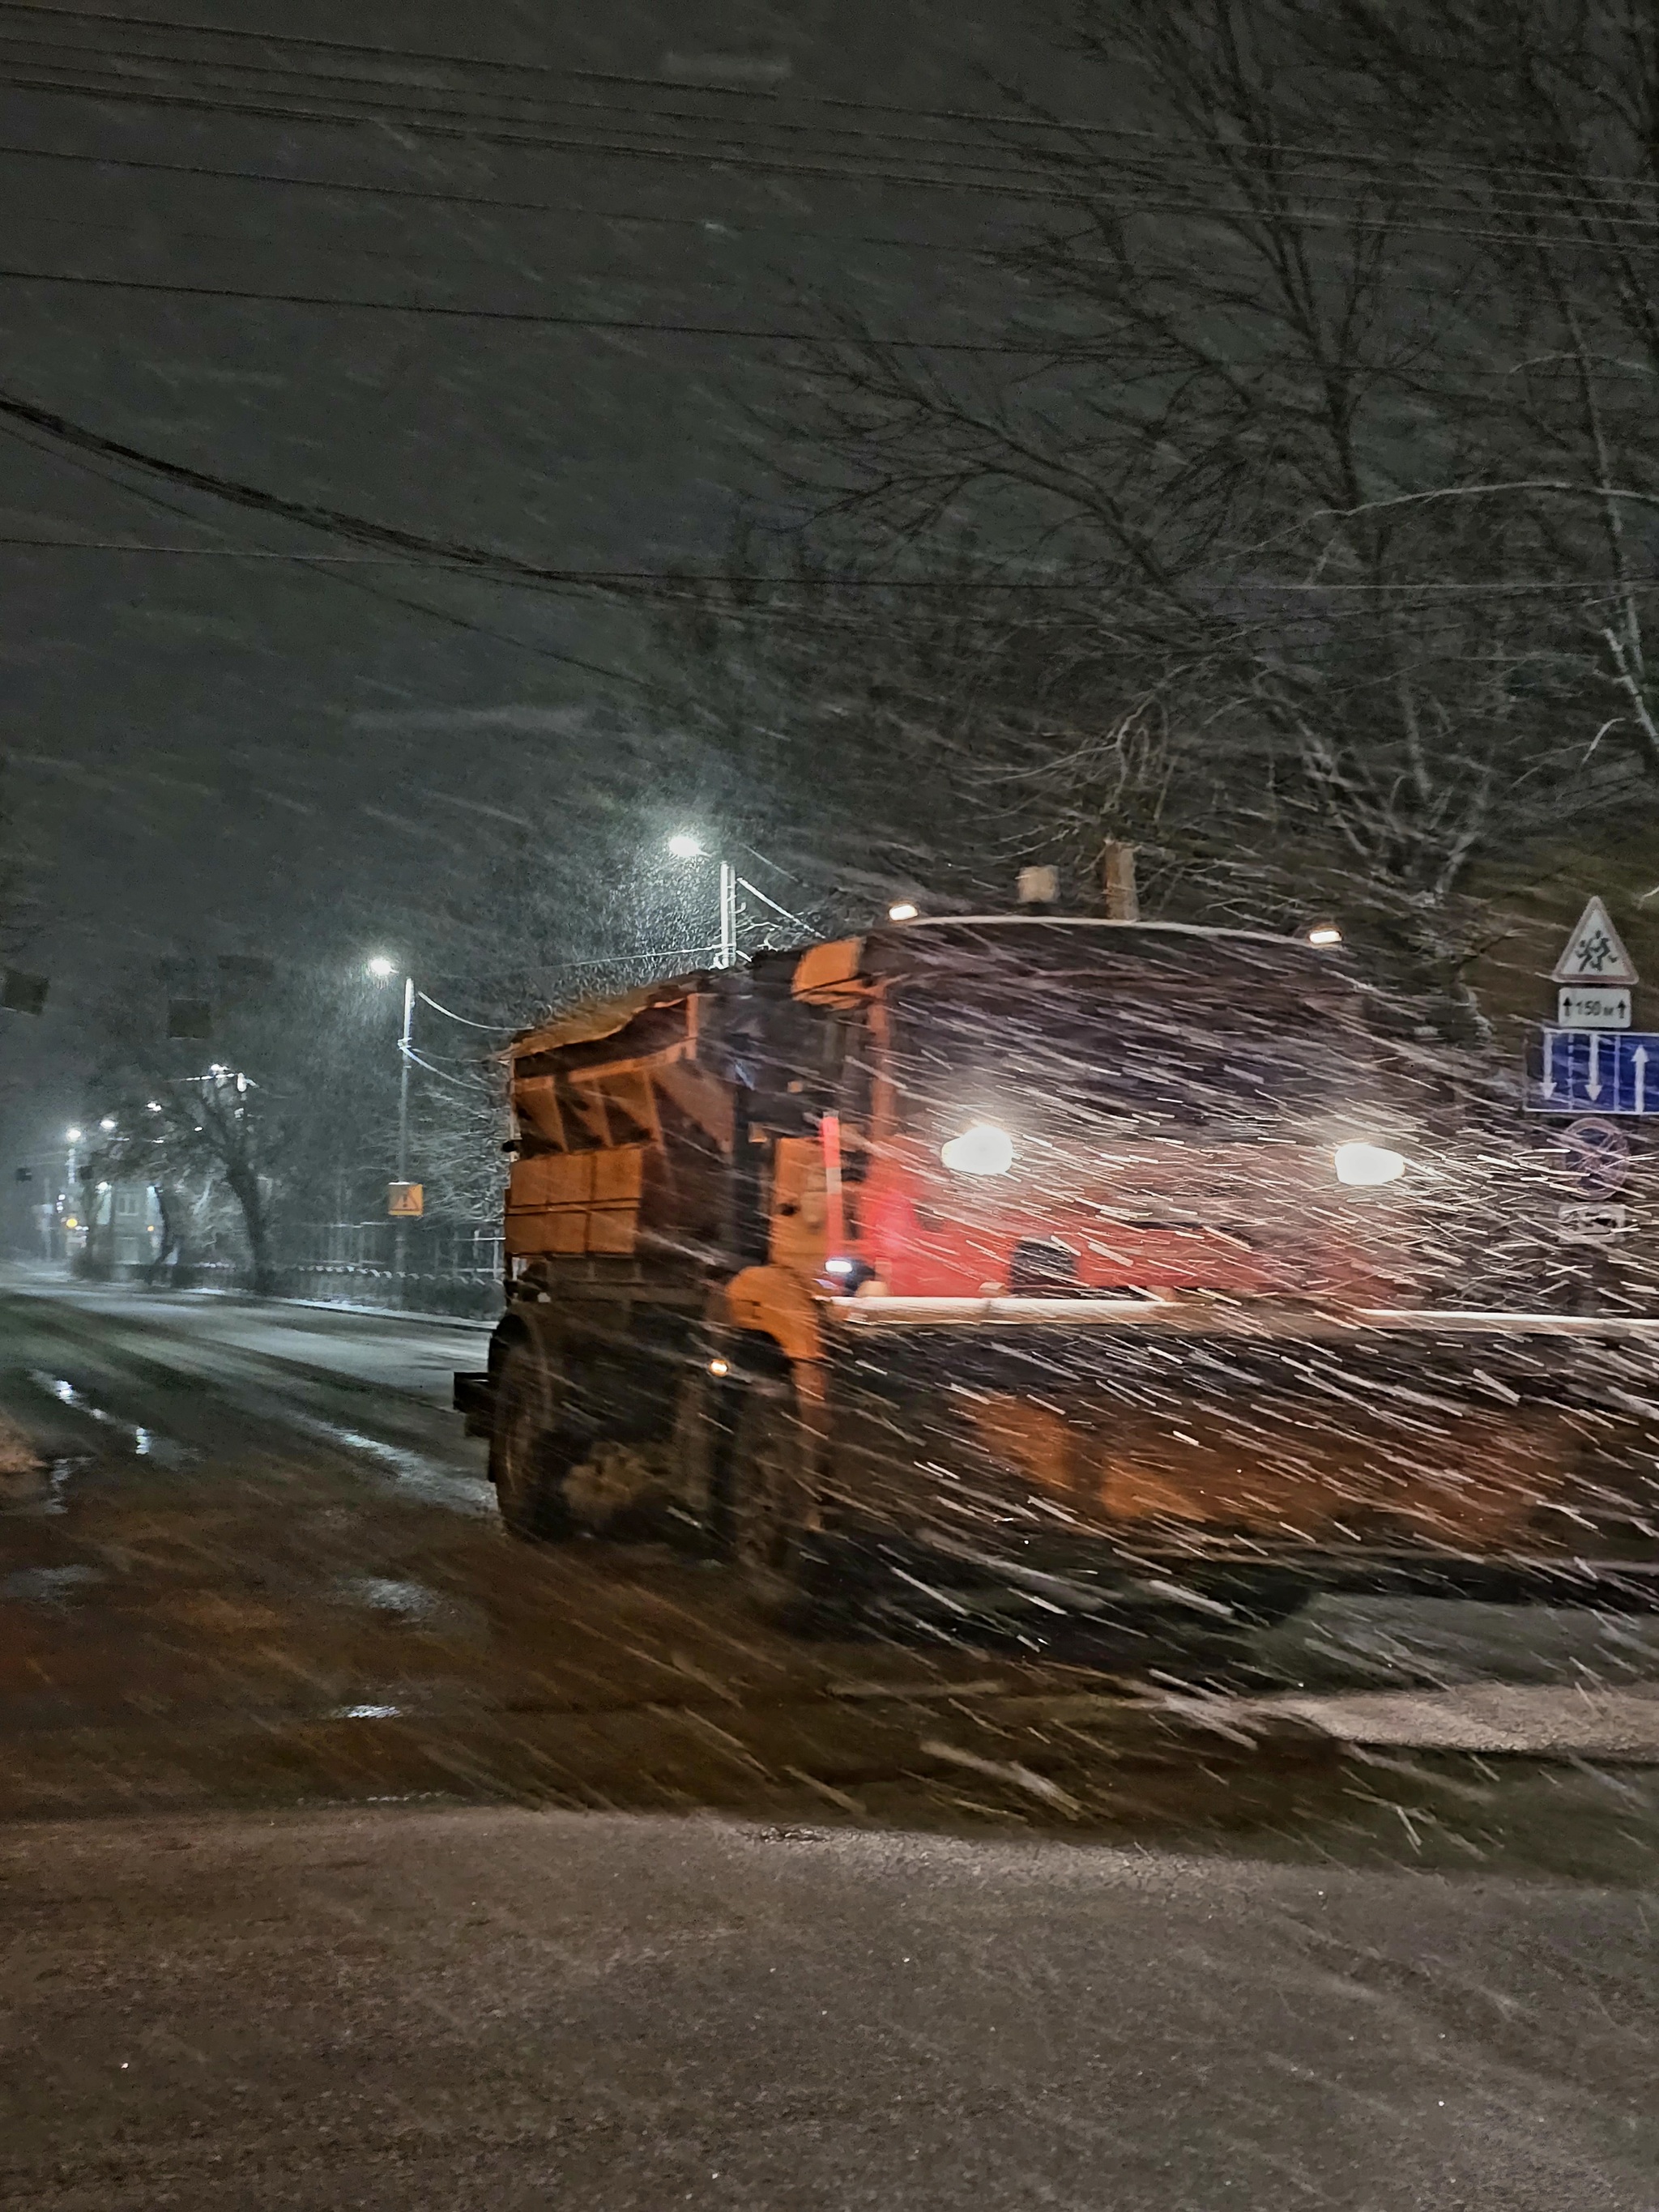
940;1123;1015;1176
99;1117;117;1132
1334;1140;1405;1187
1307;923;1343;946
887;901;919;922
707;1357;730;1376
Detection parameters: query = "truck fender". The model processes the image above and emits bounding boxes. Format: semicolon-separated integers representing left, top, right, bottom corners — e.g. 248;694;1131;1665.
722;1264;823;1364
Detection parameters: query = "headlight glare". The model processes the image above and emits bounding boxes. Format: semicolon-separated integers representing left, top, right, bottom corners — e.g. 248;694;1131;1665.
940;1123;1014;1176
1334;1140;1406;1187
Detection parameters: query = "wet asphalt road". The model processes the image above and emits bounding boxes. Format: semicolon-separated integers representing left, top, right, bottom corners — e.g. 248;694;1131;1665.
6;1802;1658;2211
4;1269;1659;2206
6;1267;1659;1842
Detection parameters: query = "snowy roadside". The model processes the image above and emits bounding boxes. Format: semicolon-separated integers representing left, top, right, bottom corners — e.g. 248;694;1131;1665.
2;1262;493;1334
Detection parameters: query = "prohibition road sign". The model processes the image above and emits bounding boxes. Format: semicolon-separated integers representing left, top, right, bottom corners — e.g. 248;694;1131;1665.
1555;1116;1631;1197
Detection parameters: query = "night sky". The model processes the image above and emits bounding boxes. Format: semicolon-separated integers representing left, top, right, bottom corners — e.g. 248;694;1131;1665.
0;0;1054;1159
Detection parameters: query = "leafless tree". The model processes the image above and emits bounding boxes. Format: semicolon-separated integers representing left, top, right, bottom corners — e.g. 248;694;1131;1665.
658;0;1658;1022
83;959;352;1294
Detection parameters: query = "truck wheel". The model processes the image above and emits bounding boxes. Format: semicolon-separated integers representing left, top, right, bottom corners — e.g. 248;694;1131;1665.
729;1386;838;1630
490;1341;577;1542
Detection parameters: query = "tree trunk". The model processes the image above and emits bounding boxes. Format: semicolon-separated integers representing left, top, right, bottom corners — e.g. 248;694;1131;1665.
226;1166;275;1298
146;1184;183;1285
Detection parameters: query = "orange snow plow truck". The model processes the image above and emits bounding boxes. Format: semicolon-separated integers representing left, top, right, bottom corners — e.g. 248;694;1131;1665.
456;914;1659;1644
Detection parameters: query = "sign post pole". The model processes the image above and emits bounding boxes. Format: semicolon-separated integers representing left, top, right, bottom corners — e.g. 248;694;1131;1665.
1536;897;1643;1304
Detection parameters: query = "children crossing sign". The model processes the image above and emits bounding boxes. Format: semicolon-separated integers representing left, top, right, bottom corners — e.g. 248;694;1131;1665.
1552;896;1638;987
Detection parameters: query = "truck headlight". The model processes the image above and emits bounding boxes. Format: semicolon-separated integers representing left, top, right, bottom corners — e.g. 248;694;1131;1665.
1333;1140;1406;1187
940;1123;1014;1175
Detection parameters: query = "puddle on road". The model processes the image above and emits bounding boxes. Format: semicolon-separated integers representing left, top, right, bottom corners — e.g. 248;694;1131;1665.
332;1574;489;1642
0;1455;82;1516
339;1575;446;1622
283;1409;491;1515
26;1373;194;1468
2;1563;105;1605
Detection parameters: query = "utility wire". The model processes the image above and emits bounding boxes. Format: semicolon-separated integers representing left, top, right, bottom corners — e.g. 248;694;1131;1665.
12;258;1659;348
1;535;1653;601
416;990;517;1031
0;416;672;696
0;263;1083;353
0;32;1645;232
2;60;1653;246
1;0;1650;201
0;121;1646;245
11;22;1648;232
399;1042;488;1089
735;875;813;928
0;139;1013;261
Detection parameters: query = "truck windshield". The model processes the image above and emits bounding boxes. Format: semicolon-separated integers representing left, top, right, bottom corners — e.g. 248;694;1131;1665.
881;930;1377;1138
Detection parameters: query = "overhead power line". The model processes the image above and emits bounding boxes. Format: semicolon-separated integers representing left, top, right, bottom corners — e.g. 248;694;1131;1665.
2;258;1654;378
1;22;1643;234
2;536;1653;605
0;262;1083;352
0;386;1647;624
0;139;1643;263
0;139;1009;262
1;58;1653;246
0;29;1126;171
416;991;516;1032
0;0;1650;203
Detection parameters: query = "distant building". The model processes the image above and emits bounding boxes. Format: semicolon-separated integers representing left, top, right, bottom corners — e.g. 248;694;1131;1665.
87;1180;164;1273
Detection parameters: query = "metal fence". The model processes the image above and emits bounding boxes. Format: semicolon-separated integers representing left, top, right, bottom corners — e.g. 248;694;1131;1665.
160;1218;505;1320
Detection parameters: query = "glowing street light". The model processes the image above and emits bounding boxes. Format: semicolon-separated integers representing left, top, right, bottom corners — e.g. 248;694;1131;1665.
888;901;919;923
664;833;736;967
65;1126;82;1142
1307;922;1343;947
366;955;397;979
99;1116;117;1132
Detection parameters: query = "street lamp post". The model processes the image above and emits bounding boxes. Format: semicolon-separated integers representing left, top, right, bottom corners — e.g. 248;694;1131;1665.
717;859;737;969
667;833;737;967
368;958;416;1295
63;1127;82;1261
395;973;414;1193
665;834;808;968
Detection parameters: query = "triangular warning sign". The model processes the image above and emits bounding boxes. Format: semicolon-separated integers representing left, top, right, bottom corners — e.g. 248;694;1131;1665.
1552;895;1640;986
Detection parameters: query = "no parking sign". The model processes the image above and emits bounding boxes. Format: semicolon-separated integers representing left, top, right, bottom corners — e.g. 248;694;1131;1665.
1553;1116;1631;1197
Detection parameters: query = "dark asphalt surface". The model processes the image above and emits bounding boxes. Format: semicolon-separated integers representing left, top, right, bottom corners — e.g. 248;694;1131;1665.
5;1805;1657;2210
3;1269;1659;2207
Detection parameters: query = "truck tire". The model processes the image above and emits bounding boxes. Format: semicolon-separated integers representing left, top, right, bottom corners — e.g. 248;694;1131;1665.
490;1340;578;1541
728;1384;841;1630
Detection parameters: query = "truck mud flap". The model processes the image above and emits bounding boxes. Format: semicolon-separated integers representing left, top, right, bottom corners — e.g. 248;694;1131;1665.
454;1370;493;1436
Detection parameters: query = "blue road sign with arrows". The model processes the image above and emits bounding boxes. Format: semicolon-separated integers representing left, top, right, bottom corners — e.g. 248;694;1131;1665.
1528;1027;1659;1115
